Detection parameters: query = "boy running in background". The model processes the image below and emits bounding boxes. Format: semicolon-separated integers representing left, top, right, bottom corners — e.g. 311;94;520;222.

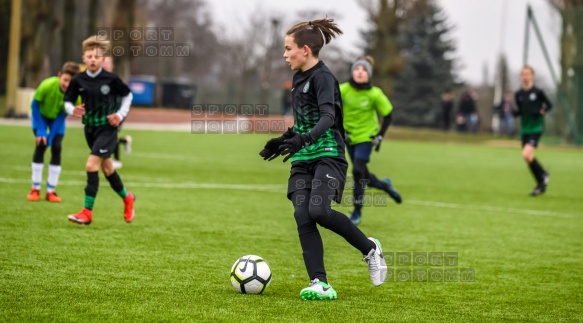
260;18;387;301
340;55;402;225
64;36;135;225
27;62;80;202
514;65;553;196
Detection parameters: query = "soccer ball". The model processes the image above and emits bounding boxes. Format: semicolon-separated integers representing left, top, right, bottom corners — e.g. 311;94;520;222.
230;255;272;294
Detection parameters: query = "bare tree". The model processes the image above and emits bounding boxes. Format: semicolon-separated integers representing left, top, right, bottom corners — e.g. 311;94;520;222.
99;0;136;81
61;0;75;63
20;0;59;87
134;0;218;79
87;0;100;37
0;0;11;95
357;0;427;96
214;9;289;104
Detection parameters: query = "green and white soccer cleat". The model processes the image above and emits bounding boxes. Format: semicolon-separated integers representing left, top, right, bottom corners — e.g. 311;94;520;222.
300;278;337;300
363;237;387;286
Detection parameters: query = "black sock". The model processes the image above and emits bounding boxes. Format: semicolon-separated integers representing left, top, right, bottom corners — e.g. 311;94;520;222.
352;159;369;212
49;135;63;165
353;182;364;212
368;173;390;192
528;162;538;183
32;142;47;164
292;188;376;284
84;171;99;210
317;208;376;255
298;230;326;283
529;159;546;184
293;191;327;283
106;171;124;192
532;158;547;176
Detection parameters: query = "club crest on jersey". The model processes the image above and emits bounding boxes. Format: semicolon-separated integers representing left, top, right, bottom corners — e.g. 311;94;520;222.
303;81;310;93
529;92;537;101
101;84;110;95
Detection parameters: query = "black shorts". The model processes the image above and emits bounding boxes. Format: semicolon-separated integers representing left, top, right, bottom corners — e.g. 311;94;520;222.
521;133;542;147
84;125;118;158
287;157;348;203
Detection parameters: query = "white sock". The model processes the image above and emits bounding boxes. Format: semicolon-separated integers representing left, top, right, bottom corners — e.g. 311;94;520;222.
47;164;62;193
32;163;43;190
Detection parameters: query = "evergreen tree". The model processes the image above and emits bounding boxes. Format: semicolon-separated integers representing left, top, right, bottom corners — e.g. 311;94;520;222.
392;0;458;128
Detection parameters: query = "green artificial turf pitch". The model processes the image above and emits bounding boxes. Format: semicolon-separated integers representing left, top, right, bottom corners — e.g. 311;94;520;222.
0;124;582;322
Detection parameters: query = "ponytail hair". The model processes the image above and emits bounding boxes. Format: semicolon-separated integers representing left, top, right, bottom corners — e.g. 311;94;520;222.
286;17;343;57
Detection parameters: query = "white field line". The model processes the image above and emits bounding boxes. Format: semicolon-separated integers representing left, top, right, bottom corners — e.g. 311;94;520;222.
405;199;576;219
0;176;577;219
9;165;176;182
0;117;265;132
0;177;282;193
124;152;201;161
0;118;192;132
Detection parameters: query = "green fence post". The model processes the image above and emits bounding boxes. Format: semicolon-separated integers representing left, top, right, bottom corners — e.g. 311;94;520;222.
526;5;581;145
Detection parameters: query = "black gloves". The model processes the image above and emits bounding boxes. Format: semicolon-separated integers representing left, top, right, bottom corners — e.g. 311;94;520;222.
370;134;383;152
259;137;285;161
260;128;313;162
279;131;313;162
344;131;352;146
371;114;392;152
259;128;295;161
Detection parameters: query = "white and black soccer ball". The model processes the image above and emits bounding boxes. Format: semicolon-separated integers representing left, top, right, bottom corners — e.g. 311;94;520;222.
230;255;272;294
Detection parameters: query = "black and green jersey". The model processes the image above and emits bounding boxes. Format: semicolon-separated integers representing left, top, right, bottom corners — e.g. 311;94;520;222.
290;61;345;162
65;69;131;126
514;86;552;135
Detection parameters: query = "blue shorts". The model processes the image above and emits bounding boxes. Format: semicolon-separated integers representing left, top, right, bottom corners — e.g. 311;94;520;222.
347;142;373;162
32;116;65;136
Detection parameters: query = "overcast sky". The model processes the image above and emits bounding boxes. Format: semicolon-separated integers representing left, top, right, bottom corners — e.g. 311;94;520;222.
208;0;561;86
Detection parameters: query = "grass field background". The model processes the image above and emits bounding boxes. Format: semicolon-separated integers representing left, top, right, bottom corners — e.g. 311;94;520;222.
1;123;582;322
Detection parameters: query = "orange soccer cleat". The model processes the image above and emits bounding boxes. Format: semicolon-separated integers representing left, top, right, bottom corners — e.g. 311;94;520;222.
123;192;136;223
27;188;41;201
67;208;93;225
46;192;62;203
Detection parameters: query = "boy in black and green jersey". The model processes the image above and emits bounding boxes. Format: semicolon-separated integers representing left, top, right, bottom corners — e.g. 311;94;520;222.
64;36;135;225
514;66;552;196
260;18;387;301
